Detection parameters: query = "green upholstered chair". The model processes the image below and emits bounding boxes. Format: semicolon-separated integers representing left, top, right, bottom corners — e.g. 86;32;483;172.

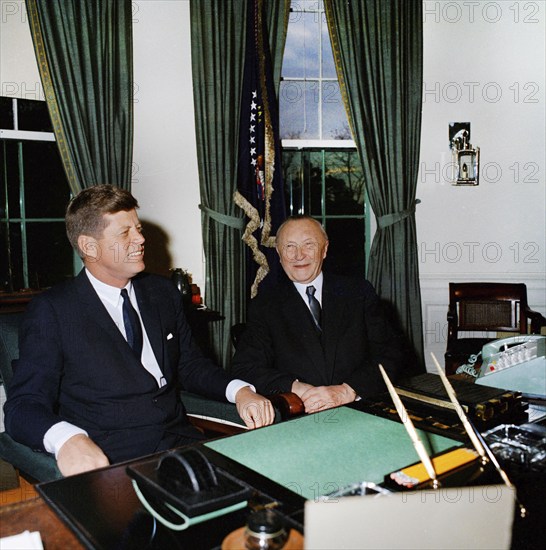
0;311;62;482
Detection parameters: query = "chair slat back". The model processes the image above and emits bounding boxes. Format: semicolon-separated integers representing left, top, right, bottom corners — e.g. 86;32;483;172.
450;282;529;336
458;300;518;332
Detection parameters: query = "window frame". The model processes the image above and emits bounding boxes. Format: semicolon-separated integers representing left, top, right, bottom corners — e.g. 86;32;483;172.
1;97;77;291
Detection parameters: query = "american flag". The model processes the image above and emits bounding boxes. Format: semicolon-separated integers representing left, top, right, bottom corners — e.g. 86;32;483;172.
234;0;285;299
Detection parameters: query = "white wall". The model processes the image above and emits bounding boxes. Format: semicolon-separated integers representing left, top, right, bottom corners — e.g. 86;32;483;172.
418;1;546;369
2;0;545;369
131;0;205;288
0;0;42;98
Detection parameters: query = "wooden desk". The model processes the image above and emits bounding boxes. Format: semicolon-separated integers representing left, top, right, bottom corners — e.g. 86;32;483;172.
0;497;82;548
0;290;42;313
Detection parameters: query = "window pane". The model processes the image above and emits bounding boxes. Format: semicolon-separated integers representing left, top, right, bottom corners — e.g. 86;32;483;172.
23;141;71;218
321;16;336;78
0;223;24;291
306;151;323;216
280;81;320;139
322;82;349;140
283;150;304;215
0;97;14;129
324;150;365;215
323;218;365;276
283;10;320;79
26;222;73;288
17;98;53;132
1;141;21;218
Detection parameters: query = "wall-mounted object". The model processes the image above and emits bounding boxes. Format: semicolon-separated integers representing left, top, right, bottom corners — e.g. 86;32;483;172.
449;123;480;186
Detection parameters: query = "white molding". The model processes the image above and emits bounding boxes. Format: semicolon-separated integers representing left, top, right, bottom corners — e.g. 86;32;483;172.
420;272;546;282
0;129;55;142
282;139;356;149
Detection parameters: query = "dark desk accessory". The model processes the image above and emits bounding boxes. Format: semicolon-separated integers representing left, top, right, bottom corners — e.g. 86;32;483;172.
126;447;251;531
170;268;192;309
321;481;391;500
394;372;527;428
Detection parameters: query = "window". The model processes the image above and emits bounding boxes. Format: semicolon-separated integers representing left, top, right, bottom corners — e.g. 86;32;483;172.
280;0;368;275
1;97;74;292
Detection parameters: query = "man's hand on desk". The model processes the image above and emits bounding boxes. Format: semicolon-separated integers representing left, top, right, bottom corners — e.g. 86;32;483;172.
292;380;357;413
57;434;110;476
235;386;275;429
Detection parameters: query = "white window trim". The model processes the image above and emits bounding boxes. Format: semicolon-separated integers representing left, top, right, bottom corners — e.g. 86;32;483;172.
0;129;55;142
282;139;356;149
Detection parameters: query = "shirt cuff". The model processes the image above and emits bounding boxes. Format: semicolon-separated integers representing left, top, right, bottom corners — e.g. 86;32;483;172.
226;379;256;403
43;421;89;458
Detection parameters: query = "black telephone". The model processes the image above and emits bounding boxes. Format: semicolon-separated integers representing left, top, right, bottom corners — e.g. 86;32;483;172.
126;448;250;530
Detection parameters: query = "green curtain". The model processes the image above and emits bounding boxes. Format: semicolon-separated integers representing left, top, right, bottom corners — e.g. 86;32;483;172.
325;0;425;367
264;0;290;91
190;0;289;369
26;0;133;194
190;0;248;369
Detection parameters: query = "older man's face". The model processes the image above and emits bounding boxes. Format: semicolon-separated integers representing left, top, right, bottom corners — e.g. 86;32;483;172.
276;219;328;284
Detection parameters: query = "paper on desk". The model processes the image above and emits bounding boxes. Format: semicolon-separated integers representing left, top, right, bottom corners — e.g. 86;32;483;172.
0;530;43;549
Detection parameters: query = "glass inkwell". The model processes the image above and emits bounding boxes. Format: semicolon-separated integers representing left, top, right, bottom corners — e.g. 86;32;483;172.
244;509;288;550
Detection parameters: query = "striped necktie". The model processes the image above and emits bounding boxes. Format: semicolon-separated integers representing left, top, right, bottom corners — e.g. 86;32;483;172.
306;285;322;331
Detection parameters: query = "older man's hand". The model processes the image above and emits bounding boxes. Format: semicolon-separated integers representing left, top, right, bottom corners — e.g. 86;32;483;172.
235;386;275;429
299;383;357;414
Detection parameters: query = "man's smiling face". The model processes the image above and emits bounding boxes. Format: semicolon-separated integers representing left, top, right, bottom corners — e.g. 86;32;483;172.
80;209;145;288
276;218;329;284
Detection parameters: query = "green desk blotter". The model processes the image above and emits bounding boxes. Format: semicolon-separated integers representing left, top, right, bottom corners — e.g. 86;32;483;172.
206;407;458;500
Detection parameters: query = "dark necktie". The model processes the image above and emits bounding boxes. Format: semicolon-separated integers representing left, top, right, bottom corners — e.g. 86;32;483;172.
306;285;322;331
121;288;143;359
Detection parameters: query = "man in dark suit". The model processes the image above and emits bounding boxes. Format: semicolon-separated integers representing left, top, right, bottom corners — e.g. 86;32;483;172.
230;215;408;414
4;185;274;477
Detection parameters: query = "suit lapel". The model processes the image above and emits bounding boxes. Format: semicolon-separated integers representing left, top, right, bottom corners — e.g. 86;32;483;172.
133;279;165;373
321;274;346;384
74;270;126;349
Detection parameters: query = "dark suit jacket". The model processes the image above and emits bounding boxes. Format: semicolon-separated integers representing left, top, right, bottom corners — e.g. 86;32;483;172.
230;273;408;399
4;270;232;463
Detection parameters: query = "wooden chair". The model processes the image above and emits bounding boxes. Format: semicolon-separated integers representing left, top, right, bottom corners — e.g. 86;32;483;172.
445;282;546;375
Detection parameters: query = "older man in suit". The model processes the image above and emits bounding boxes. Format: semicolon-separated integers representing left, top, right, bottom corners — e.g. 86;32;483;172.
4;185;274;477
230;215;408;414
